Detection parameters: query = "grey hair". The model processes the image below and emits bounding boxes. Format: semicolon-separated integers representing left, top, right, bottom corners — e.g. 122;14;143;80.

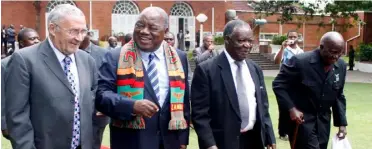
165;32;175;39
140;7;169;29
223;19;250;38
47;4;84;26
203;33;213;41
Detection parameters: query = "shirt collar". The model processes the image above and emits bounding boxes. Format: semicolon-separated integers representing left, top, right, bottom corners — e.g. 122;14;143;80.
140;42;164;61
224;49;239;65
286;45;302;53
48;37;75;63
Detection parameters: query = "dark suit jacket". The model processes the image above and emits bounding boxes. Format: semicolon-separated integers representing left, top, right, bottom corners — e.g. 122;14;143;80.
272;49;348;148
1;56;10;132
5;40;97;149
83;42;110;127
96;43;190;149
191;52;276;149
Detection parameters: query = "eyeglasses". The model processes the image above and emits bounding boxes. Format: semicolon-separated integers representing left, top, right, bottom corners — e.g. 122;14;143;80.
55;24;88;37
164;38;174;41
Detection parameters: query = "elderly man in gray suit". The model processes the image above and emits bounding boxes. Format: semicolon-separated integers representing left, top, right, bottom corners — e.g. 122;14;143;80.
192;34;219;65
79;32;109;149
5;4;97;149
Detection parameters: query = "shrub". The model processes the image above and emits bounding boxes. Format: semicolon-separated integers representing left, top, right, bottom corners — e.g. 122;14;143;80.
271;35;287;45
358;43;372;62
214;36;224;45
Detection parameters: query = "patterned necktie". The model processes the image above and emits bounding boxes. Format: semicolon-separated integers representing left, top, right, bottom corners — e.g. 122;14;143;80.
147;53;160;100
63;56;80;149
235;61;250;129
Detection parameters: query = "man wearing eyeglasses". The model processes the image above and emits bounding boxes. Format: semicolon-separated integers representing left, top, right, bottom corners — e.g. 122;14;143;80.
5;4;97;149
273;31;348;149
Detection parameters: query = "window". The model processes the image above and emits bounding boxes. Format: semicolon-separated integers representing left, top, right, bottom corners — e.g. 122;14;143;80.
259;33;278;42
46;0;76;13
170;2;193;16
112;1;140;14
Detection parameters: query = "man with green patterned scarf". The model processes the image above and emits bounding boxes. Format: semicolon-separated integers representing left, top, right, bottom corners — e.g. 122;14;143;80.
96;7;191;149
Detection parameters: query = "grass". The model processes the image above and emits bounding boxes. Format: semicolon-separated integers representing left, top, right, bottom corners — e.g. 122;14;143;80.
2;77;372;149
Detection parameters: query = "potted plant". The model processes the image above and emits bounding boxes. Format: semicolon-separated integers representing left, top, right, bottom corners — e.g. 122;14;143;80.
270;35;287;54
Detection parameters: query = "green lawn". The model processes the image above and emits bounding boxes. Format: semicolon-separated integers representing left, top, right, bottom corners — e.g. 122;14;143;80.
2;77;372;148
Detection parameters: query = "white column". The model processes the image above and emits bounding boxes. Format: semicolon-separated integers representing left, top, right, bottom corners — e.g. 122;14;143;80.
150;3;152;7
200;23;203;46
303;22;305;50
279;22;283;35
89;0;92;30
212;7;215;35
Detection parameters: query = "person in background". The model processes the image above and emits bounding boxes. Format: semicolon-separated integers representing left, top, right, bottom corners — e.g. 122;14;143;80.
274;30;304;65
5;4;97;149
177;30;185;51
95;7;190;149
191;19;276;149
273;30;304;141
6;24;16;55
348;45;355;71
196;30;200;48
273;32;348;149
1;28;40;141
108;36;118;50
19;25;25;31
79;32;109;149
184;30;191;51
124;33;133;45
1;25;7;56
193;34;218;65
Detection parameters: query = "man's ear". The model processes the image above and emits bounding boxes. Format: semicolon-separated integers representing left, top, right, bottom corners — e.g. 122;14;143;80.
224;36;230;45
48;23;56;37
19;41;24;48
320;44;324;50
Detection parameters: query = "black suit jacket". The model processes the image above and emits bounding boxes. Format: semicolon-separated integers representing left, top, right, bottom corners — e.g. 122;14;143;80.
191;52;275;149
272;49;347;147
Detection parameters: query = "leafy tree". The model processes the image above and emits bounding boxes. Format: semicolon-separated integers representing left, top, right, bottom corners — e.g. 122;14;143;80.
248;0;371;31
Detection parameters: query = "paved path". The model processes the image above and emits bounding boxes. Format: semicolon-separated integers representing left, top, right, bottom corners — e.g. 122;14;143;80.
263;70;372;83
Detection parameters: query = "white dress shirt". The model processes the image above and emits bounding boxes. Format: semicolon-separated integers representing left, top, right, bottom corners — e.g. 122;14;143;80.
48;38;80;96
140;43;169;107
224;50;257;131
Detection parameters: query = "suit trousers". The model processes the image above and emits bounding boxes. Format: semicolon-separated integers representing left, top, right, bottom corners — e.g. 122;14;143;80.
239;124;263;149
278;109;290;136
92;124;107;149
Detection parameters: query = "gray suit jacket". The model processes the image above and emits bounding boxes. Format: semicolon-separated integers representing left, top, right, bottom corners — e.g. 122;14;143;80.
5;40;98;149
193;45;219;65
83;42;110;127
1;56;10;131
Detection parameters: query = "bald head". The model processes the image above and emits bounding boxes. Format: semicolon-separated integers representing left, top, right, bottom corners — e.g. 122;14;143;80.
139;7;169;29
319;31;345;65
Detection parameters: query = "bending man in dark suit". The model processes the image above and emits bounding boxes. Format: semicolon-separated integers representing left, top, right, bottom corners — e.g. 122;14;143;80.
1;28;40;140
80;33;109;149
191;20;276;149
5;4;97;149
272;31;348;149
96;7;190;149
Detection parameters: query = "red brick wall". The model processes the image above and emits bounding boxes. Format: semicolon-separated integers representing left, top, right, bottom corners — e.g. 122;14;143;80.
364;12;372;44
1;1;37;39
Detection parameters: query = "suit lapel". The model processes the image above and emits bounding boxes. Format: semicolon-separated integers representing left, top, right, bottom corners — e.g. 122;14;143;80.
246;59;261;104
75;51;86;103
41;40;74;94
218;52;241;118
310;50;326;80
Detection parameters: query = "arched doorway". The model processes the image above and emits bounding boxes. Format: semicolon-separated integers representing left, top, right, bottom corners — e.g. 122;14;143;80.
45;0;76;37
111;0;140;38
169;2;195;50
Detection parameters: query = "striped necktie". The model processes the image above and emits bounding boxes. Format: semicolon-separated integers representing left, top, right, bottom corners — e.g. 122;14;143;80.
147;53;160;100
63;56;81;149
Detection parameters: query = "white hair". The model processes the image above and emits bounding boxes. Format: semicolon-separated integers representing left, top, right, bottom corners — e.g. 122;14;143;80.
47;4;84;26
